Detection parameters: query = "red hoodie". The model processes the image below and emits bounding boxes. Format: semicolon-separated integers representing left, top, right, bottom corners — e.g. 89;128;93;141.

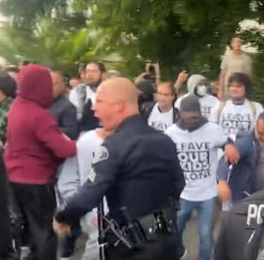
4;65;76;184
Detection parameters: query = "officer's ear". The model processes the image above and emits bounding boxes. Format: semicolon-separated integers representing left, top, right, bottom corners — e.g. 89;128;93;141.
114;100;126;112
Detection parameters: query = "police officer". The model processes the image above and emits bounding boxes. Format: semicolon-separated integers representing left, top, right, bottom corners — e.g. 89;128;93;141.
215;190;264;260
53;77;186;260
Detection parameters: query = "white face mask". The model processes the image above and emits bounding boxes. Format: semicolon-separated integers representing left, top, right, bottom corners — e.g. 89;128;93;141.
196;85;207;96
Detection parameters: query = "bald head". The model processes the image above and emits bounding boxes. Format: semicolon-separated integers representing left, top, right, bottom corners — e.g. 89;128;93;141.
97;77;138;105
94;77;139;131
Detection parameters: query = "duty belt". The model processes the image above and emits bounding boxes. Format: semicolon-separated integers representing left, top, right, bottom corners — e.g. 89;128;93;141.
106;206;177;248
137;207;177;239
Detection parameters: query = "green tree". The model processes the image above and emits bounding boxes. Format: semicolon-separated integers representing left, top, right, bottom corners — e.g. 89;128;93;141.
0;17;112;73
0;0;66;27
2;0;264;84
89;0;259;80
0;0;112;73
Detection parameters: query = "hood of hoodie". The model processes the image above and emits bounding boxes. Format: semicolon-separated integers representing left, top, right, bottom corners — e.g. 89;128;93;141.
18;64;53;108
187;74;206;94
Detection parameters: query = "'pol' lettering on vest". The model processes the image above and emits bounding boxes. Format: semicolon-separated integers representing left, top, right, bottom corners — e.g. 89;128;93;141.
247;204;264;226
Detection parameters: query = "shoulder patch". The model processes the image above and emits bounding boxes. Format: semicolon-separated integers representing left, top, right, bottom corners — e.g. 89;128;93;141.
98;146;109;161
92;145;109;164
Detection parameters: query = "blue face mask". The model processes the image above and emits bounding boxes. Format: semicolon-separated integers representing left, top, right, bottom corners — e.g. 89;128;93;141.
196;85;207;96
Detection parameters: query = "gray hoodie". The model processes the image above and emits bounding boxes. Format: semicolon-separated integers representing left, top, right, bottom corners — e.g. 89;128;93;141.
175;74;219;119
186;74;206;94
57;129;108;260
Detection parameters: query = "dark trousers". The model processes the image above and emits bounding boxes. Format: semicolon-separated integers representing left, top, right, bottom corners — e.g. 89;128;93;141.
0;155;11;257
10;182;57;260
105;233;183;260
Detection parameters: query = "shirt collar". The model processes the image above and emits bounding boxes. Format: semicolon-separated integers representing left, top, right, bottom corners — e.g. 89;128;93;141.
115;114;142;132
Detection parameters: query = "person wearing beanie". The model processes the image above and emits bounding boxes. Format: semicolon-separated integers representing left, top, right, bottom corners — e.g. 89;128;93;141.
165;94;228;260
178;94;204;130
175;74;219;119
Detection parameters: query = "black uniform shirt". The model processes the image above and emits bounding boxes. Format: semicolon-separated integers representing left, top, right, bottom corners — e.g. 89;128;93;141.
56;114;185;225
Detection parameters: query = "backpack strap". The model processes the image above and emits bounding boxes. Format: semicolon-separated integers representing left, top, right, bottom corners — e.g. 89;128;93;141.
217;101;226;123
140;102;155;120
250;101;257;119
217;100;256;123
142;103;179;123
172;107;180;123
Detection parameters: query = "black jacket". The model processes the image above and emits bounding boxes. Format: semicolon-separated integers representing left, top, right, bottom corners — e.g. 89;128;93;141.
79;99;100;132
215;190;264;260
49;95;79;140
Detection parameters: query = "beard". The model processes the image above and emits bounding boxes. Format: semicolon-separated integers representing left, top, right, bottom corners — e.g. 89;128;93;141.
87;79;102;91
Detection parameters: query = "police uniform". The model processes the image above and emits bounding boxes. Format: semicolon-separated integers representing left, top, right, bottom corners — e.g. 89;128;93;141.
55;114;185;260
215;190;264;260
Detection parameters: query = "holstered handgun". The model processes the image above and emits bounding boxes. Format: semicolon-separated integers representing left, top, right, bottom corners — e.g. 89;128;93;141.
120;207;145;246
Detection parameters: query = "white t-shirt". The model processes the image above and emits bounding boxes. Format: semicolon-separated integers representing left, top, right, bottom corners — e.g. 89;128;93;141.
77;130;108;240
77;130;102;185
175;93;219;119
165;122;227;201
58;130;108;260
148;103;174;131
209;99;263;137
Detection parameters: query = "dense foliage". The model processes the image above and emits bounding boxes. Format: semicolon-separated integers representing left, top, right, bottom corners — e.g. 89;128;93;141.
1;0;264;101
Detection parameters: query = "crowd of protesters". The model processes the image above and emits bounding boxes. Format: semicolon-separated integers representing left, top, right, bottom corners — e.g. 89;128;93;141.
0;33;262;260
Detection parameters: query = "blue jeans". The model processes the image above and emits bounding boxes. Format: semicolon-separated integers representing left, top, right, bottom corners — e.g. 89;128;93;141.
177;197;216;260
